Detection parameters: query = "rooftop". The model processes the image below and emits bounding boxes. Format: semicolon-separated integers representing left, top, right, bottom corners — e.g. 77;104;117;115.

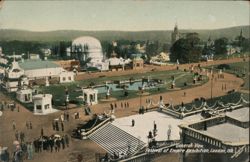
112;111;203;143
19;59;60;70
226;107;249;122
201;123;249;143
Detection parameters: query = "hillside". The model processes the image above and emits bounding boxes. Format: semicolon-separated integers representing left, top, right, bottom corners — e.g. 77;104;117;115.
0;25;249;43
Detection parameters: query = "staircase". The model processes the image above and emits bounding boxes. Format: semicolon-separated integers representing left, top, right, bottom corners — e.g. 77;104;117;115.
88;123;146;155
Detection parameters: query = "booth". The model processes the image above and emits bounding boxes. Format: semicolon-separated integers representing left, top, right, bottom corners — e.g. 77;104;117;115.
82;88;98;105
33;94;57;115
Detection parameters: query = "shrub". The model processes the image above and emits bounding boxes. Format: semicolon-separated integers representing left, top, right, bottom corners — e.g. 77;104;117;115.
217;64;230;70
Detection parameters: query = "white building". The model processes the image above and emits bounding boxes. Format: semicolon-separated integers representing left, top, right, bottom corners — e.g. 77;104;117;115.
16;89;32;103
3;60;25;92
33;94;57;115
29;54;40;60
59;71;75;83
42;48;51;56
70;36;109;71
2;59;75;92
0;58;8;65
19;59;64;79
82;88;98;105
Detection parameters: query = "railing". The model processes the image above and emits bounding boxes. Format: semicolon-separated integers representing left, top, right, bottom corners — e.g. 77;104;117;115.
160;107;181;118
180;117;249;149
81;118;111;139
225;116;249;129
119;142;179;162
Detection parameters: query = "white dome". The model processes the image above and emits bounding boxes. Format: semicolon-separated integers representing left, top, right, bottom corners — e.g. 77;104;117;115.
72;36;103;63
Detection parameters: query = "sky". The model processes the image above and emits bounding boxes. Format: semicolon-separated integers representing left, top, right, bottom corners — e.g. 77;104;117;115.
0;0;249;31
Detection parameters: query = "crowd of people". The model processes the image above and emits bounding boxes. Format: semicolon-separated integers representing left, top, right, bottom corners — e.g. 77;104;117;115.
33;134;70;153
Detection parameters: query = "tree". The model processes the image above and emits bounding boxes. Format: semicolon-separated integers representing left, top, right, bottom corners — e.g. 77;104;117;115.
58;41;68;59
242;38;250;52
202;44;214;56
79;57;91;69
145;41;159;57
214;37;228;55
170;33;202;63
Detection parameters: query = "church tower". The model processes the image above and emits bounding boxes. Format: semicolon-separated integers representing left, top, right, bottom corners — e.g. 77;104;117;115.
171;23;180;45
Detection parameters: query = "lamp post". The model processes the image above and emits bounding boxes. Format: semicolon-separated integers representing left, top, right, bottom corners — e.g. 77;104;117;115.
210;68;214;99
140;89;142;109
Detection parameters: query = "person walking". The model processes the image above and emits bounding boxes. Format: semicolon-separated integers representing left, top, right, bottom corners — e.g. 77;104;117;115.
15;130;19;141
52;121;56;131
61;122;64;132
12;120;16;130
41;128;44;137
56;139;61;152
65;134;69;147
131;119;135;127
20;131;25;143
27;142;34;160
61;136;65;150
110;103;113;110
153;121;157;131
55;121;59;131
66;112;70;121
54;139;58;152
29;121;32;129
167;125;172;140
26;121;29;130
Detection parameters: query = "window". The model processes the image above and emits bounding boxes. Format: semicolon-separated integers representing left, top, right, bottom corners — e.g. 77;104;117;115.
68;77;71;80
36;105;42;110
63;77;66;81
45;104;50;109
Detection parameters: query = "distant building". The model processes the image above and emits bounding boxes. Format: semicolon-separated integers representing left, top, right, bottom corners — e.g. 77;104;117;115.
2;59;75;92
59;71;75;83
207;36;214;47
3;59;25;92
132;57;144;70
42;48;51;56
29;54;40;60
226;45;241;55
19;59;65;79
16;75;32;103
151;52;170;62
108;51;132;71
54;59;80;71
171;24;200;45
171;24;180;45
136;43;146;53
70;36;109;71
0;57;8;65
6;54;22;60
